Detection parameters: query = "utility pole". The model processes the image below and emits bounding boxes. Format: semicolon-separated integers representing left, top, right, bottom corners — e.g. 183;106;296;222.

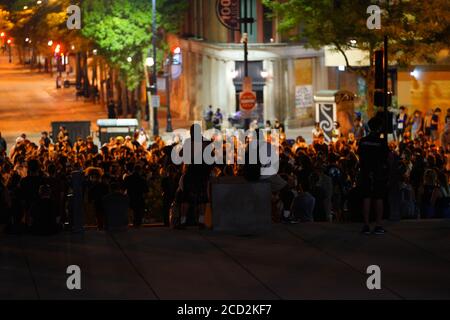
152;0;159;136
383;35;389;142
240;0;255;129
241;0;255;78
165;57;173;132
383;0;390;142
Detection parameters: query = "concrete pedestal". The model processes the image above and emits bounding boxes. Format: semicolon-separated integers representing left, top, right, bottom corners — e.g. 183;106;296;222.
211;177;272;234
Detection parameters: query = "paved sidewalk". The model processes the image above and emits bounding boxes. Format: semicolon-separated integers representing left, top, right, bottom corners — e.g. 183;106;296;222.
1;220;449;300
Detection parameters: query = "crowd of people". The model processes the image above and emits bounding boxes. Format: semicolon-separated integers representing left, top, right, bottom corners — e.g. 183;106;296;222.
0;108;449;235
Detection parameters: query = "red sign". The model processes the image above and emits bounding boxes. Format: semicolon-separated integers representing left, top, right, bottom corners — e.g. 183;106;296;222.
240;91;256;111
216;0;240;31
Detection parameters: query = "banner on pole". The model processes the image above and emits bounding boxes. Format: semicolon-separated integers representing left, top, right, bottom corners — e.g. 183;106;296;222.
216;0;241;31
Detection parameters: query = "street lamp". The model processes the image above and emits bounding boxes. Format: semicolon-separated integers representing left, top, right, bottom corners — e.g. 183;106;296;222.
7;39;12;63
145;57;154;67
260;70;269;79
0;32;5;54
150;0;159;136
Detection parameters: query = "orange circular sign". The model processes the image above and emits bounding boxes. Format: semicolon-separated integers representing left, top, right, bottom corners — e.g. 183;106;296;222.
240;91;257;111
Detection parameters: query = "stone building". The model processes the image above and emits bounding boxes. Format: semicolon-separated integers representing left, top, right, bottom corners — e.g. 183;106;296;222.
167;0;328;129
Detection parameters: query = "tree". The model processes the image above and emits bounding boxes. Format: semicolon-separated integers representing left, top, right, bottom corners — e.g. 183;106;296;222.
264;0;450;116
4;0;76;65
0;7;13;32
81;0;187;90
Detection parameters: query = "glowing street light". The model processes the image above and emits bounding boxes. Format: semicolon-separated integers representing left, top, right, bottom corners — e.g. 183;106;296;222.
37;0;43;4
23;6;28;10
260;70;269;79
173;46;181;55
145;57;154;67
410;69;420;79
48;40;53;46
6;39;12;63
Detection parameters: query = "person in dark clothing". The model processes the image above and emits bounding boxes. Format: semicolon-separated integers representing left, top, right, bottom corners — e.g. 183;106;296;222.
86;136;99;155
309;171;328;221
123;164;149;227
204;105;214;130
274;119;285;133
19;160;45;221
212;108;223;130
0;131;7;156
243;135;262;182
40;132;51;148
29;185;59;235
45;163;65;223
0;177;10;224
326;153;346;222
177;124;211;228
107;100;117;119
430;107;441;142
358;117;389;235
4;172;22;233
161;165;179;226
103;182;129;231
313;134;328;156
88;173;110;229
396;106;408;141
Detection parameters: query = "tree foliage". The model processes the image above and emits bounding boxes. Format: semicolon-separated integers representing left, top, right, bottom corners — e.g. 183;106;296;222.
264;0;450;114
82;0;188;89
0;6;13;32
264;0;449;67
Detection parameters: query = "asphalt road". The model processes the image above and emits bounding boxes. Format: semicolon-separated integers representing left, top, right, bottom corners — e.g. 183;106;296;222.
0;54;106;148
1;220;450;300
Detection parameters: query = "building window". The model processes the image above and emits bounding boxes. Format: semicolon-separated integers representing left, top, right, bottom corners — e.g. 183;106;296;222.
240;0;257;43
262;5;274;43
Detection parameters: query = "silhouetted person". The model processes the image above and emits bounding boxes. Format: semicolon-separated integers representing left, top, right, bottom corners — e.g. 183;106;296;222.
0;131;7;156
103;182;129;231
29;185;59;235
358;117;389;235
19;160;44;218
107;100;117;119
123;164;148;227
